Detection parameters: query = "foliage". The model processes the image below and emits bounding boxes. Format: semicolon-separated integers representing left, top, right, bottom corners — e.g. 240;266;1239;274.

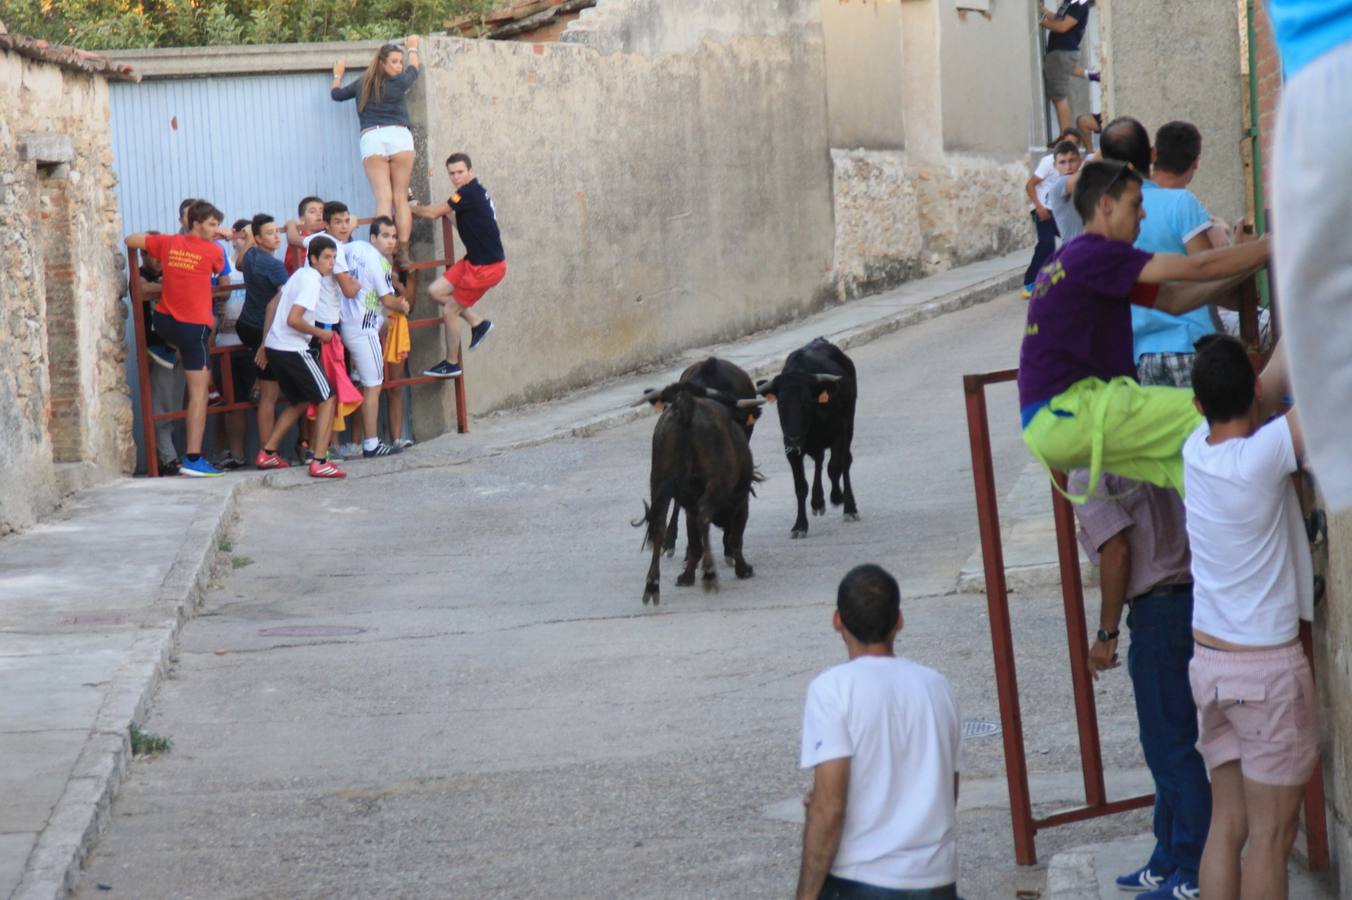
0;0;499;50
129;722;173;756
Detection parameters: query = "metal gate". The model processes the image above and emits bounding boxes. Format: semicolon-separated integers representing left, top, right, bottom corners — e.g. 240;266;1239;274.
109;71;381;469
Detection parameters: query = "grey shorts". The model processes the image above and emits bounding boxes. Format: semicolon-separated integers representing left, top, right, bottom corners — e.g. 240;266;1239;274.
1043;50;1078;101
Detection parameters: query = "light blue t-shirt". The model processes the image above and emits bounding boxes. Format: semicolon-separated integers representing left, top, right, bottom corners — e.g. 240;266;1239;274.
1267;1;1352;77
1131;180;1215;361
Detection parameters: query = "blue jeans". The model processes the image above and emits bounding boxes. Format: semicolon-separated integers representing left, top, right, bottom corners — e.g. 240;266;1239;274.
818;875;959;900
1126;586;1211;882
1023;211;1060;286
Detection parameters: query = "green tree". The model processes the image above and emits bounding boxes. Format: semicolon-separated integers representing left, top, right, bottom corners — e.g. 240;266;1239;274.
0;0;497;49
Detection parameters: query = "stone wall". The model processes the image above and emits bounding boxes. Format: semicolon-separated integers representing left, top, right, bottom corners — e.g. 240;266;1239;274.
831;149;1026;300
1317;516;1352;887
1098;0;1247;221
414;17;834;425
0;50;132;535
818;0;906;150
938;0;1041;158
562;0;819;55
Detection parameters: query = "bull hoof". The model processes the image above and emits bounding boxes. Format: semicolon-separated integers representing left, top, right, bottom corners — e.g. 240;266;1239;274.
844;512;861;522
663;545;676;558
830;489;843;506
702;570;719;592
812;506;825;517
643;581;660;605
724;555;736;565
735;563;754;579
791;528;808;539
676;571;696;587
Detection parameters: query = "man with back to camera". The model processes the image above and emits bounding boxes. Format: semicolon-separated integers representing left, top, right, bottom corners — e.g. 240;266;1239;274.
797;564;963;900
413;152;506;379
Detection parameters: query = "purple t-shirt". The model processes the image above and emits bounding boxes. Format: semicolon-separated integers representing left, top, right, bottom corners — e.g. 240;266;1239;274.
1017;233;1156;413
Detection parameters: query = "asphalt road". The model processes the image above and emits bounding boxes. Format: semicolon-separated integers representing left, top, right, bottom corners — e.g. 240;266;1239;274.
74;294;1151;900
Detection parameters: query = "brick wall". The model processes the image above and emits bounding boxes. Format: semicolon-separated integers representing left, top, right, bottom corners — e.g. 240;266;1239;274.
40;174;84;463
0;51;132;535
1252;1;1280;214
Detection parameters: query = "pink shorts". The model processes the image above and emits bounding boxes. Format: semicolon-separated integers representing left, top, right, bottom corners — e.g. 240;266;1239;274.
1188;642;1319;786
443;258;506;308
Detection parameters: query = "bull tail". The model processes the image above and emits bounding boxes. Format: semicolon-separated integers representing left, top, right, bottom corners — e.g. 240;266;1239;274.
632;501;654;550
749;466;767;497
634;475;681;551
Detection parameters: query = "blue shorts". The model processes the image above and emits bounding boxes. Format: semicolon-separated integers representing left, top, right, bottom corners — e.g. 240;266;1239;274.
152;312;211;371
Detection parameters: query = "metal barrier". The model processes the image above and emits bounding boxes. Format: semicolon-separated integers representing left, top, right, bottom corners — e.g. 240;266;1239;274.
128;216;467;477
962;277;1328;867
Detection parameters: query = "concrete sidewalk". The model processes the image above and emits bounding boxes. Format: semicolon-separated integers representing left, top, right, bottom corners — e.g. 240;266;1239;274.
1047;834;1337;899
0;249;1023;900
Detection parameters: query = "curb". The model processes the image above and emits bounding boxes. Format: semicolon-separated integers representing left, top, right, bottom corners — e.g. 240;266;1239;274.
13;485;243;900
547;266;1024;448
476;265;1024;456
22;263;1020;898
1045;849;1100;900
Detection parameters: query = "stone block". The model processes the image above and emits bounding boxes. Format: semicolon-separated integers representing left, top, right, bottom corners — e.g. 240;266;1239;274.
19;132;73;165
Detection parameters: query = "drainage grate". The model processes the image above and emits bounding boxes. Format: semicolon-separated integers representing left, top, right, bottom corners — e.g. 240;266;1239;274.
962;718;1001;739
257;625;367;638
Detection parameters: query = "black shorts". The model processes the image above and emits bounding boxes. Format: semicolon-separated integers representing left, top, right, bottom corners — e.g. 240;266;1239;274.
218;348;257;401
153;311;210;370
236;321;276;381
266;346;333;406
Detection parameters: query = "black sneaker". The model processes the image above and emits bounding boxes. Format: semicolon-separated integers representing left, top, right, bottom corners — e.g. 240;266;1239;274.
217;452;247;471
469;319;494;351
363;442;402;459
158;458;181;477
423;360;463;379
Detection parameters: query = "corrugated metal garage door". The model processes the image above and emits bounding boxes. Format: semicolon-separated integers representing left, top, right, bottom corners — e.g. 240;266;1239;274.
110;72;377;233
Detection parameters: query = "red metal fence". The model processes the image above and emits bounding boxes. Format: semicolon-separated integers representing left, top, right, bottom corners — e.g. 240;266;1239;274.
963;279;1328;867
128;216;467;477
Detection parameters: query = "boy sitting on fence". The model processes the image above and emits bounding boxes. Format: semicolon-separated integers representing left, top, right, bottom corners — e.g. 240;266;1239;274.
1016;160;1269;501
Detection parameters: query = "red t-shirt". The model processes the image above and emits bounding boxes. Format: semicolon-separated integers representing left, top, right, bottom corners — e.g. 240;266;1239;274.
284;229;314;275
144;233;223;326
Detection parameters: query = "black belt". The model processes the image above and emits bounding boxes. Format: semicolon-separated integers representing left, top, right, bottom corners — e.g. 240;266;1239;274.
1131;583;1192;602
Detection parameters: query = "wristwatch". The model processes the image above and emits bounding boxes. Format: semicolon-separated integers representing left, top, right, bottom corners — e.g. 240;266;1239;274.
1096;628;1120;642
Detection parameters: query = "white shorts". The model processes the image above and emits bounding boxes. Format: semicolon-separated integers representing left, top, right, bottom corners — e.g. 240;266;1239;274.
342;329;385;387
359;125;415;160
1274;38;1352;510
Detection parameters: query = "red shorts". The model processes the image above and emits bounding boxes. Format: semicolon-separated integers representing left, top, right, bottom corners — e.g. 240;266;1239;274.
443;258;506;307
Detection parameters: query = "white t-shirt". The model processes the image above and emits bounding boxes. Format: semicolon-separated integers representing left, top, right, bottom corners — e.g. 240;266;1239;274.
215;292;244;348
800;656;961;890
302;232;349;325
265;267;322;353
342;240;395;331
1183;416;1314;645
1030;153;1056;208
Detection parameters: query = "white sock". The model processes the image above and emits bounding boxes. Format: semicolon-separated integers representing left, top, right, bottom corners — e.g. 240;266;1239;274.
363;437;379;451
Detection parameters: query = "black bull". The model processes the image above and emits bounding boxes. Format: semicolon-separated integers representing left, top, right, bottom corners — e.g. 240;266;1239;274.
662;358;761;557
757;337;860;538
633;382;764;605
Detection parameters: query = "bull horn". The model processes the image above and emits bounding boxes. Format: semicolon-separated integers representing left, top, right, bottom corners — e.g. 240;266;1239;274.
735;398;766;408
814;373;843;384
633;388;661;407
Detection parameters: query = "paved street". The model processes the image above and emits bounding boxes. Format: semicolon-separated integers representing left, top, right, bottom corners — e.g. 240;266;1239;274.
73;294;1154;899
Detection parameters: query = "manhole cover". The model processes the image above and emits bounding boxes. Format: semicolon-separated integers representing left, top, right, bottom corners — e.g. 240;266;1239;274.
257;625;367;638
962;719;1002;739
